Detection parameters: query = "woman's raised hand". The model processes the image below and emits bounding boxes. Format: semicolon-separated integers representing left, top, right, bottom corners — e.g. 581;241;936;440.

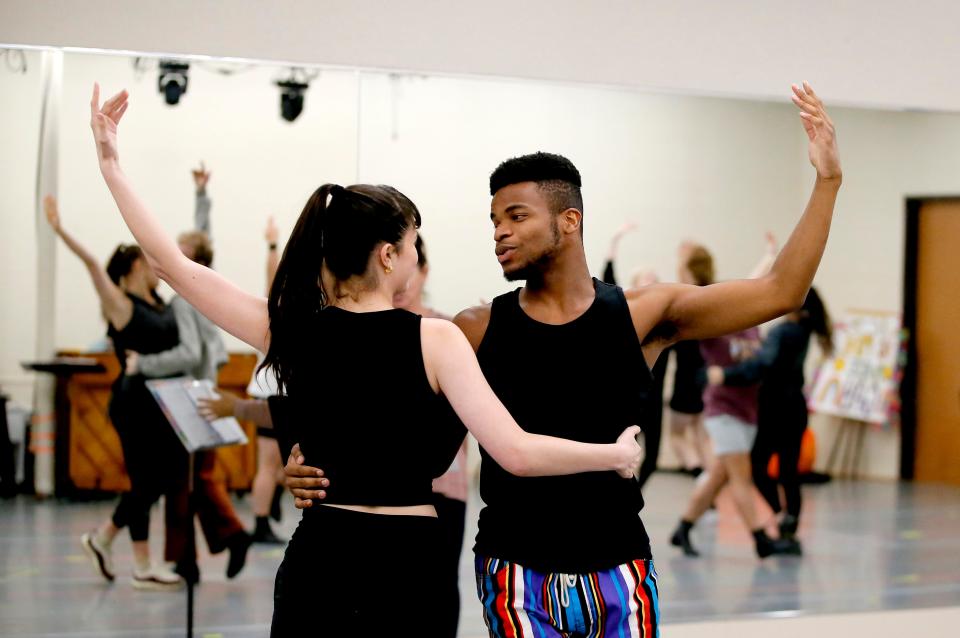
90;83;129;166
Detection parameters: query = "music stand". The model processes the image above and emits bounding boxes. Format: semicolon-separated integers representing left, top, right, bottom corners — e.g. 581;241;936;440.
146;378;248;638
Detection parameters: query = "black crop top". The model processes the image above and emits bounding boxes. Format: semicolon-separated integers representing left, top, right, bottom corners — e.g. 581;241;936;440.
107;292;179;386
284;307;466;507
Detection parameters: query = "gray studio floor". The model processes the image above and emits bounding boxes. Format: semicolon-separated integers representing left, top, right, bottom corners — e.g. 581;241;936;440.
2;473;960;637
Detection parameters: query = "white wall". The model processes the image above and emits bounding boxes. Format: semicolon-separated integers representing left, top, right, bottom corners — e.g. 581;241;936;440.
54;53;361;352
3;51;960;478
0;50;43;407
356;73;807;316
3;1;960;112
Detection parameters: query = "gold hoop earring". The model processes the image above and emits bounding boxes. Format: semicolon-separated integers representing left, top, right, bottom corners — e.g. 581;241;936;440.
385;266;393;274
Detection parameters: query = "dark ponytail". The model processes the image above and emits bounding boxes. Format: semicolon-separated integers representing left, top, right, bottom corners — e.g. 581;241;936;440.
260;183;420;394
799;286;833;355
106;244;144;285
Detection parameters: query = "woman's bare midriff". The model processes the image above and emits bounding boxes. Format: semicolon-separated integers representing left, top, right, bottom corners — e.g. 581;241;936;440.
321;503;438;517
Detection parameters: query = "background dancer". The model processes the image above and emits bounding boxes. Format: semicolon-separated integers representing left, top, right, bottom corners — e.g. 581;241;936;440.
45;195;184;590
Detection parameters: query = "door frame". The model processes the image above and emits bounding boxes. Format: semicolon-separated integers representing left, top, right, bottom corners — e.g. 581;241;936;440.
901;196;960;480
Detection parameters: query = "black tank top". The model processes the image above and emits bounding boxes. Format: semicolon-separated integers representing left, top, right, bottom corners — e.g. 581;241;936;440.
288;307;465;507
474;279;653;573
107;292;180;392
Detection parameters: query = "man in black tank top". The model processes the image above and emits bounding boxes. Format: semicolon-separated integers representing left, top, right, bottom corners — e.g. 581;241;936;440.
287;84;841;637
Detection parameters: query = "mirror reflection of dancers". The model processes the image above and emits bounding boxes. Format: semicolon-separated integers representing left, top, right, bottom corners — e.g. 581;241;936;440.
89;84;643;637
669;240;804;558
704;287;833;550
198;215;288;545
127;227;253;584
45;195;185;590
603;222;667;490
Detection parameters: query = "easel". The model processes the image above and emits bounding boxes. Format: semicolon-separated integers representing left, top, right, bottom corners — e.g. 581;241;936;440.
185;451;196;637
809;309;903;481
825;416;869;478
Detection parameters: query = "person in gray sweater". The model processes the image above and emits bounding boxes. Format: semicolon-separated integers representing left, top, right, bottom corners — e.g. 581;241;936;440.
129;174;252;583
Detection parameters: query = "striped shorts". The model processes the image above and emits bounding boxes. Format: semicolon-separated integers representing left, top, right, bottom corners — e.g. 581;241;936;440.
475;556;660;638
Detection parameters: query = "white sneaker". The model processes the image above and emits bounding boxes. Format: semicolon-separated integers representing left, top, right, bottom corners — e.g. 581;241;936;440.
132;563;185;591
80;531;115;582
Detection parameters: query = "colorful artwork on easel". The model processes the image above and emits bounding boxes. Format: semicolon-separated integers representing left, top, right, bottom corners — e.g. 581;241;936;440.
808;312;906;426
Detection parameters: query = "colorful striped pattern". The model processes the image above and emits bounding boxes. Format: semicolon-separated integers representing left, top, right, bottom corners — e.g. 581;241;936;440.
476;556;660;638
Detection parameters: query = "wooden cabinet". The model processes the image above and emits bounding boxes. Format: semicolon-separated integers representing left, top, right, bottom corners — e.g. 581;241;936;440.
61;351;259;493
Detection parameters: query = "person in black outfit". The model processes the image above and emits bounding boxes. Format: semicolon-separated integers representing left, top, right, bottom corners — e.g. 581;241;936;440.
705;287;832;546
90;86;644;636
44;195;185;590
667;242;712;476
603;223;666;489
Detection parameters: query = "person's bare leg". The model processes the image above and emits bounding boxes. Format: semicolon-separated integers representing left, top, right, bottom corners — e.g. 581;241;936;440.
683;457;728;522
720;452;763;530
691;414;712;470
251;437;284;543
720;452;799;557
131;540;151;568
669;411;700;471
252;438;281;516
671;455;728;557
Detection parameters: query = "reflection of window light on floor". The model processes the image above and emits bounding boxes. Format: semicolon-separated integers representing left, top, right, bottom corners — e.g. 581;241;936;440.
762;610;804;620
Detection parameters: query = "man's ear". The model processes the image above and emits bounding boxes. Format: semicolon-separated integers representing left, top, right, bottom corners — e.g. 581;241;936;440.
560;207;583;235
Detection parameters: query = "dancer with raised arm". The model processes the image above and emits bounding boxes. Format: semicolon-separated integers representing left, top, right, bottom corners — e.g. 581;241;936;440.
89;83;644;636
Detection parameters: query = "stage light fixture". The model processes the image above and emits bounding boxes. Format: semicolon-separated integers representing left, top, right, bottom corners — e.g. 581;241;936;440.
277;76;309;122
158;60;190;105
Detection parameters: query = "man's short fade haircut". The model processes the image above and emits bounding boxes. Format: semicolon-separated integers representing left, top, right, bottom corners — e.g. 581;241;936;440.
489;152;584;217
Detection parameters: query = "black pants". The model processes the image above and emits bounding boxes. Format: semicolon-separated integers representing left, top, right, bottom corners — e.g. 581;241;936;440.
432;493;466;638
272;506;443;637
751;394;807;518
109;382;185;541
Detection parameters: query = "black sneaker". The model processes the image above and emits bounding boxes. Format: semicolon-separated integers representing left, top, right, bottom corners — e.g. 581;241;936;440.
773;537;803;556
779;515;799;541
670;523;700;557
756;531;803;558
226;532;253;579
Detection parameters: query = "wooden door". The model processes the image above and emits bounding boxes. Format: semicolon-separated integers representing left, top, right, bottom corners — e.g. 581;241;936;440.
914;200;960;485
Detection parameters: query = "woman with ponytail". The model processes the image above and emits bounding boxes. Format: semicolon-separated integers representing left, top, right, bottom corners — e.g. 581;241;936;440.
90;86;643;635
43;195;185;590
703;286;833;550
